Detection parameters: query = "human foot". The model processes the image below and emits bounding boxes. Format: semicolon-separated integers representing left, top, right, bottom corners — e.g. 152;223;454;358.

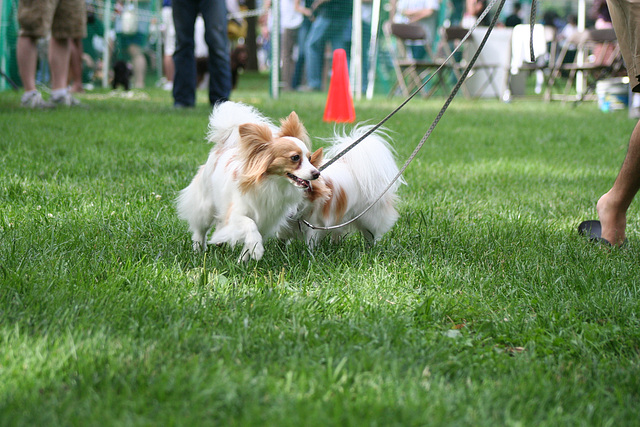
596;192;627;246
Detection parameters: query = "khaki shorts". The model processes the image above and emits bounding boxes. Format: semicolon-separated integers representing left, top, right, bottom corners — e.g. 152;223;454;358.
608;0;640;92
18;0;87;39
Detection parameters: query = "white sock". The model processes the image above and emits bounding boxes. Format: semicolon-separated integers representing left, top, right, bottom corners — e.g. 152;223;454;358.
51;88;67;99
22;90;38;100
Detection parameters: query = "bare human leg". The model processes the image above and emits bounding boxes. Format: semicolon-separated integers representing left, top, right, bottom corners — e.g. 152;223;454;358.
17;36;38;92
596;119;640;246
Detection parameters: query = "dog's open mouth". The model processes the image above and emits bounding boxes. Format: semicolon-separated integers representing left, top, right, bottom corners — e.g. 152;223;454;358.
287;173;311;190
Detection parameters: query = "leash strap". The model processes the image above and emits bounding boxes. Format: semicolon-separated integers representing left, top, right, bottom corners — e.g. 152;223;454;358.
529;0;538;62
319;0;504;173
303;0;508;231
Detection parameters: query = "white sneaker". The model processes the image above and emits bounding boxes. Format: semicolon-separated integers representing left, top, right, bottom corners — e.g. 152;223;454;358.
50;93;83;107
21;92;54;109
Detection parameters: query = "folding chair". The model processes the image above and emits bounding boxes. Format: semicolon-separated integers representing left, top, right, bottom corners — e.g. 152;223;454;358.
437;26;502;98
383;22;451;98
544;28;623;102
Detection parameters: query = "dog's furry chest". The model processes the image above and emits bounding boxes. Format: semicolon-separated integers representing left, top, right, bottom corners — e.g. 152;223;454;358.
239;177;302;235
206;153;303;236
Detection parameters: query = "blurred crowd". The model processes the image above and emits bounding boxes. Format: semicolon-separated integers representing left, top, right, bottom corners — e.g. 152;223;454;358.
19;0;618;106
254;0;616;93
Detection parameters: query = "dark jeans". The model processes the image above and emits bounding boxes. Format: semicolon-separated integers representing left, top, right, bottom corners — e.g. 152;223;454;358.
172;0;231;106
292;18;311;89
305;11;352;90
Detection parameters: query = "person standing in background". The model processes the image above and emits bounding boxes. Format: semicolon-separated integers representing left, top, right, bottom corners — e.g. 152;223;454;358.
589;0;616;67
17;0;86;107
591;0;613;29
81;3;107;89
292;0;313;90
172;0;231;107
161;0;175;91
303;0;353;92
579;0;640;246
504;2;522;27
114;0;149;89
68;37;85;93
263;0;303;91
462;0;490;28
279;0;303;91
392;0;440;60
447;0;465;26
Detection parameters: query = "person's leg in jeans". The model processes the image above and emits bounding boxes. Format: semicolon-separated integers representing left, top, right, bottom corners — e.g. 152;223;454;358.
172;0;198;107
325;16;351;82
292;18;310;89
305;12;331;90
330;16;351;53
361;18;371;92
200;0;231;105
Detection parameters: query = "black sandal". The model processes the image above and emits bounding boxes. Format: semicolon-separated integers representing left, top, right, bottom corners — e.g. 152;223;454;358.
578;220;628;247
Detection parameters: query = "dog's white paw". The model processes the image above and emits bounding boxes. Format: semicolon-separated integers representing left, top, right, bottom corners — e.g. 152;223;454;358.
239;241;264;262
192;239;207;251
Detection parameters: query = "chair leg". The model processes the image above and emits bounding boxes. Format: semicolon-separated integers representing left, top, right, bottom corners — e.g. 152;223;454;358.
389;61;410;97
482;68;502;99
437;70;450;94
544;67;561;101
399;71;411;97
471;67;495;98
564;70;575;99
451;65;472;98
466;67;499;98
420;68;439;97
489;69;502;98
403;67;418;95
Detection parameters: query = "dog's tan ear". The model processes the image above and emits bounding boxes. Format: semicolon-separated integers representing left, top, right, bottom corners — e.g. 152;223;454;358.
279;111;311;149
310;147;324;167
238;123;274;192
238;123;273;148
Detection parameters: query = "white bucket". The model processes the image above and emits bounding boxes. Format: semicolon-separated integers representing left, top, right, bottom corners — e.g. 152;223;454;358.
596;78;629;112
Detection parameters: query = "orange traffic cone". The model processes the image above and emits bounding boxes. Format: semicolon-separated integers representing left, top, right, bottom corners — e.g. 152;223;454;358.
323;49;356;123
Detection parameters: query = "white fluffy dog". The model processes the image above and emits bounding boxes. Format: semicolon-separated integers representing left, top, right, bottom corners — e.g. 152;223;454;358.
282;125;405;247
177;102;321;261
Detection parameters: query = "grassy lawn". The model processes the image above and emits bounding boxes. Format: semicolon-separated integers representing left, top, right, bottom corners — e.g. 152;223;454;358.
1;73;640;426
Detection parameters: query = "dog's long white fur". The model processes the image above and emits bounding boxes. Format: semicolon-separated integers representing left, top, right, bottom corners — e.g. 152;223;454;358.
286;125;405;247
206;101;279;149
177;102;318;261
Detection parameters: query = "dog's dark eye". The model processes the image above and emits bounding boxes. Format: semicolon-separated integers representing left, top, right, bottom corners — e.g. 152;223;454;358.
291;154;300;162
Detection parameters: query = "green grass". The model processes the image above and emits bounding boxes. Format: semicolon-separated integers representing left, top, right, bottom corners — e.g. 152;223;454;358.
2;73;640;426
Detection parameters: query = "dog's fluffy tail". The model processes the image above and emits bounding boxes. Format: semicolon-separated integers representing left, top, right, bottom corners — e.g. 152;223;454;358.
207;101;277;147
326;125;406;200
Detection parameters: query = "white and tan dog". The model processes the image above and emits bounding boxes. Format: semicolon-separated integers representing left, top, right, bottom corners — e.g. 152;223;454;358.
283;125;404;247
177;102;320;261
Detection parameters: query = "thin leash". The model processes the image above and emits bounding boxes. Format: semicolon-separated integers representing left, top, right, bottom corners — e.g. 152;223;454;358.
529;0;538;63
318;0;504;174
303;0;520;232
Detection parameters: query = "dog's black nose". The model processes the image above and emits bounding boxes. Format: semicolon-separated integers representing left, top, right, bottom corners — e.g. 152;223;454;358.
311;170;320;180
